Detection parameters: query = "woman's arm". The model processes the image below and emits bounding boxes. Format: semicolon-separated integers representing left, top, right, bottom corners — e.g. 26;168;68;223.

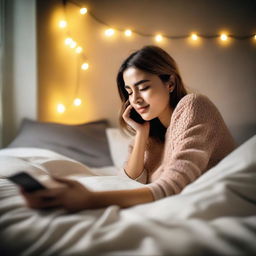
124;130;148;179
122;104;150;180
21;178;154;212
91;186;154;209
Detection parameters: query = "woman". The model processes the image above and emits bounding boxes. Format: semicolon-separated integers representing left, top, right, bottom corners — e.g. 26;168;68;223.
21;45;236;212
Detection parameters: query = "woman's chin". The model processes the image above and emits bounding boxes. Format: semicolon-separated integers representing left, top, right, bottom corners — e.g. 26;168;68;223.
140;113;155;121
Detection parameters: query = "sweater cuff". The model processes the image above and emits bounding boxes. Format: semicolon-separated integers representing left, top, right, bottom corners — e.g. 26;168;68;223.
145;183;165;201
134;169;147;184
119;169;147;184
146;178;179;201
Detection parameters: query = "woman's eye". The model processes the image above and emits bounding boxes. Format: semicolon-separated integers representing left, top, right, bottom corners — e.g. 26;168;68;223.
139;86;150;91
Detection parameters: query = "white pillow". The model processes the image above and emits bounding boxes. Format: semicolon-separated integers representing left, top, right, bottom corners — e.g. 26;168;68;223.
106;128;133;169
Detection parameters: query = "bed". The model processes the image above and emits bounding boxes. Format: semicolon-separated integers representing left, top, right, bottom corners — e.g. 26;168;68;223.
0;118;256;256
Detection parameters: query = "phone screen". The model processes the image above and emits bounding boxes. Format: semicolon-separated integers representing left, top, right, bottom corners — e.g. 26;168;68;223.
8;172;46;192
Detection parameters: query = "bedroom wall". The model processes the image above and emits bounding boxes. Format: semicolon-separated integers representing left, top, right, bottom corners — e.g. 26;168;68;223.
2;0;37;147
37;0;255;145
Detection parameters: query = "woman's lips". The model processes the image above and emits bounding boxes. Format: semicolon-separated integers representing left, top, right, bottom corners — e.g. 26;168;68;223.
137;105;149;113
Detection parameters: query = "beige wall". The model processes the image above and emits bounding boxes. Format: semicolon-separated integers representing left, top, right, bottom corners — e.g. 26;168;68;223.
37;0;255;144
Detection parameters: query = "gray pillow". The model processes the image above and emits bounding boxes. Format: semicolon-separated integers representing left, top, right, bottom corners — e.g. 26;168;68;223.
8;118;113;168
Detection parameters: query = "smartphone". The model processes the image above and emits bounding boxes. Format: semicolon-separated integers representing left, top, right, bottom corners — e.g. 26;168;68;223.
8;172;46;192
129;107;145;124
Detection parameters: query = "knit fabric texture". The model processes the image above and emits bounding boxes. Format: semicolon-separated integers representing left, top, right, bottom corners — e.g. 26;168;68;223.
122;93;236;200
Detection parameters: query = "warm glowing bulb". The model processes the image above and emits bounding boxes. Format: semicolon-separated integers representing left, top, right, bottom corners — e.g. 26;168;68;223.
59;20;67;28
75;46;83;53
65;37;72;45
220;33;228;41
124;30;132;37
155;34;163;42
81;63;89;70
57;104;66;113
105;28;115;37
70;41;77;48
254;34;256;40
80;7;87;15
73;98;82;106
191;33;198;40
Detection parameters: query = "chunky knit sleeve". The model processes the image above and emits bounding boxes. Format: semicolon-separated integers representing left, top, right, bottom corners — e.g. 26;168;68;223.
146;93;235;200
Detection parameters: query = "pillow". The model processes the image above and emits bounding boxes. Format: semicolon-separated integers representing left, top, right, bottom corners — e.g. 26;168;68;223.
8;118;113;168
106;128;133;169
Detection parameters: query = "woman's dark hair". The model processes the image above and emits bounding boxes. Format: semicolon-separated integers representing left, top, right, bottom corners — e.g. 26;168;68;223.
117;45;188;142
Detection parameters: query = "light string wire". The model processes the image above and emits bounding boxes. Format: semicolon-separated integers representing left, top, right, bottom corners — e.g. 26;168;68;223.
67;0;255;40
57;0;87;113
57;0;255;114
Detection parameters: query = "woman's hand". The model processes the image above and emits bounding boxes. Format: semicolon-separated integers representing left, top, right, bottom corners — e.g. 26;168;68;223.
20;177;95;212
122;102;150;136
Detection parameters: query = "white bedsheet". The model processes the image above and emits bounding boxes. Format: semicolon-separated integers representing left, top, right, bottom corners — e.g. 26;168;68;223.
0;136;256;256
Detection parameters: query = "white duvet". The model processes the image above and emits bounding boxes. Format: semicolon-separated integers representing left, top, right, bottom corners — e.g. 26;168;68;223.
0;135;256;256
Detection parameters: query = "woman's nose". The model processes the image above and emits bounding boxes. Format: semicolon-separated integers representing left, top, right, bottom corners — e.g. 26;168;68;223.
131;92;143;104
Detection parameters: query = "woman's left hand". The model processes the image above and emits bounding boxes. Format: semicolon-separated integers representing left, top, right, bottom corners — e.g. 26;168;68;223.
21;177;95;212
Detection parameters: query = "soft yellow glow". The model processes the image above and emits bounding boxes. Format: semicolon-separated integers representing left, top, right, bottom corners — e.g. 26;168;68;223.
65;37;73;45
254;34;256;40
73;98;82;106
80;7;88;15
57;104;66;113
191;33;198;40
75;46;83;53
220;33;228;41
81;63;89;70
124;29;132;37
59;20;67;28
70;41;77;48
155;34;163;42
105;28;115;37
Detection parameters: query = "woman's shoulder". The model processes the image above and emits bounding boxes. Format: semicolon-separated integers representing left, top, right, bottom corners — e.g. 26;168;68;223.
174;93;218;114
176;93;215;109
171;93;221;126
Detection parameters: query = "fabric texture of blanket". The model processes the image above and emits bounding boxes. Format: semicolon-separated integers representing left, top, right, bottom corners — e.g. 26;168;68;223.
0;135;256;256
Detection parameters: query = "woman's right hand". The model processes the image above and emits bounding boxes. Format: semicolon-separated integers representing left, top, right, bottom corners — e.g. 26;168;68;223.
122;103;150;136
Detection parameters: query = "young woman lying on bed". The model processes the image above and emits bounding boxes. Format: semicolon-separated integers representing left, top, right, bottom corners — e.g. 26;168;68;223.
21;45;236;212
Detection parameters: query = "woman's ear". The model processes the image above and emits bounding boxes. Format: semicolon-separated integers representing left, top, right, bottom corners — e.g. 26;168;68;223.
168;74;175;92
168;84;175;93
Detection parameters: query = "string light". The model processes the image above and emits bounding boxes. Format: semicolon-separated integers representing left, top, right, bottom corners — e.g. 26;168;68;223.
62;0;255;42
75;46;83;53
124;29;132;37
155;34;163;42
105;28;115;37
59;20;67;28
81;62;89;70
220;33;228;41
57;104;66;113
73;98;82;106
57;1;255;115
64;37;72;45
80;7;87;15
191;33;198;41
70;41;77;48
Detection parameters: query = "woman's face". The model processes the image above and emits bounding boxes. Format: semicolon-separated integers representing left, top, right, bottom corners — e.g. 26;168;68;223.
123;67;173;125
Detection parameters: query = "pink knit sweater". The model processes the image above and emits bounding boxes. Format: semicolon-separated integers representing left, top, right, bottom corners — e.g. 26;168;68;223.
123;93;236;200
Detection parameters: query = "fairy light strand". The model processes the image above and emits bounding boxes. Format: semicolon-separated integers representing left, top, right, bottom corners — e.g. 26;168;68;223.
57;0;255;114
66;0;255;40
57;0;88;114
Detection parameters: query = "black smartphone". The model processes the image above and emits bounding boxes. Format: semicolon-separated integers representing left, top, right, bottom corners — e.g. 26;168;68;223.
129;107;145;124
8;172;46;192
